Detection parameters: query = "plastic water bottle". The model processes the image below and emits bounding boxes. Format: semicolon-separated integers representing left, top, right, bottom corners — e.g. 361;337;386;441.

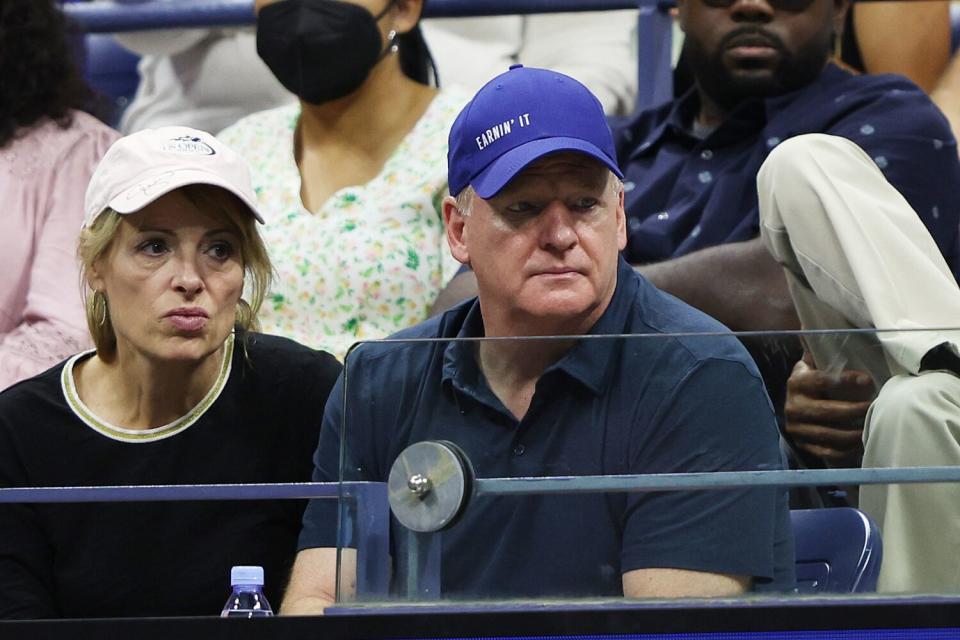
220;566;273;618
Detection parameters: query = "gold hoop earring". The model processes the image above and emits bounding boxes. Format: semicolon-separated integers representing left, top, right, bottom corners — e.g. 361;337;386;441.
94;290;108;327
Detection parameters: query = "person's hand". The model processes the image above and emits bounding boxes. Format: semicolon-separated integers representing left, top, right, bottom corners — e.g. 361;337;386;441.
784;352;875;468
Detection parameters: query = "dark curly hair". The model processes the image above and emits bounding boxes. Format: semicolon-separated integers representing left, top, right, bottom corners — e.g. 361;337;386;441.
0;0;93;148
397;0;438;87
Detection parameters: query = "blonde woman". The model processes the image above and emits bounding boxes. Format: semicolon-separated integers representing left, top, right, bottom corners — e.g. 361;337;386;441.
0;127;341;619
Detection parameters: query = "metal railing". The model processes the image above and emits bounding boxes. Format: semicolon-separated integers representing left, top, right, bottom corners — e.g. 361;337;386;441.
62;0;674;111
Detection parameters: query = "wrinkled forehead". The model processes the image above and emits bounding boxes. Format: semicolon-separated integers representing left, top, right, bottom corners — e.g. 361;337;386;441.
494;152;615;196
121;187;246;232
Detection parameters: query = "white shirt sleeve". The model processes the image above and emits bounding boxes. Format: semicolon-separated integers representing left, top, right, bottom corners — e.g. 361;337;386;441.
423;11;638;116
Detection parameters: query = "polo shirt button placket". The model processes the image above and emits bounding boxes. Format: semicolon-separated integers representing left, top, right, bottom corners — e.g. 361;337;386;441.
513;444;525;457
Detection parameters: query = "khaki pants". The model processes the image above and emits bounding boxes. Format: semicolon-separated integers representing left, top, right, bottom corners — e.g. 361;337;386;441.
757;133;960;593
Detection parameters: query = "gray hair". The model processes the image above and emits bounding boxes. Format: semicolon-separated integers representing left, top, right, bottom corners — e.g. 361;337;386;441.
453;170;622;216
454;185;475;216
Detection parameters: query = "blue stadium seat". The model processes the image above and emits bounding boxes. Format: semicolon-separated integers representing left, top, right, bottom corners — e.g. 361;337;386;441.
953;2;960;53
82;33;140;128
792;507;882;593
954;16;960;54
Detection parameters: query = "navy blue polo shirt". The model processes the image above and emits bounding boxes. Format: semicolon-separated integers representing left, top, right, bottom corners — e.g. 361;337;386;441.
300;258;794;598
614;64;960;280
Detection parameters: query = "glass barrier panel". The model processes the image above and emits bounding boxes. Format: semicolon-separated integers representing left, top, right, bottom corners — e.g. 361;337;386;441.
334;327;960;607
0;483;338;618
3;327;959;621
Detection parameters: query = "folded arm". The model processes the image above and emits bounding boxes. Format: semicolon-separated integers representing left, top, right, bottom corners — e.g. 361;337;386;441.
636;237;799;332
434;237;800;331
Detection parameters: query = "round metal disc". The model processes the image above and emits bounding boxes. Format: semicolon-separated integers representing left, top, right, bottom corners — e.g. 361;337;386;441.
388;440;472;533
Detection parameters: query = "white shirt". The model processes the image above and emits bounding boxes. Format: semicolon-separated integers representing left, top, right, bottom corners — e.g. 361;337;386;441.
118;10;639;135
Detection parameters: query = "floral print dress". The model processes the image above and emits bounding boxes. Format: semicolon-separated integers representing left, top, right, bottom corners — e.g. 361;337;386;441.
220;89;467;359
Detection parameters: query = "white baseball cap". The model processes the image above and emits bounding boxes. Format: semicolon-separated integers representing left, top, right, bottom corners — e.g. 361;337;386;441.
83;126;264;228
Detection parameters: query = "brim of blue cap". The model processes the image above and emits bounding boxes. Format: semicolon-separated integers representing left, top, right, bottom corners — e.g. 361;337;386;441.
470;137;624;199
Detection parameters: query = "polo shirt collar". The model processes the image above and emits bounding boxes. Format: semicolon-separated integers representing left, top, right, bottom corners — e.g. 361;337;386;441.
551;257;638;395
441;301;487;403
628;89;701;159
441;257;637;399
629;63;849;161
629;87;767;160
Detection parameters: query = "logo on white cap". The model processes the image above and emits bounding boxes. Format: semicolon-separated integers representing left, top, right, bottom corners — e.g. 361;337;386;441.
160;135;216;156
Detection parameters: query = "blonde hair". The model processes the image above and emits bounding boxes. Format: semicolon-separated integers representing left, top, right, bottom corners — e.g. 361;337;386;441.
78;184;272;356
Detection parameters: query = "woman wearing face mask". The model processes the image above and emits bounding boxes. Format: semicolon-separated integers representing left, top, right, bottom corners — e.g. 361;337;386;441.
219;0;466;359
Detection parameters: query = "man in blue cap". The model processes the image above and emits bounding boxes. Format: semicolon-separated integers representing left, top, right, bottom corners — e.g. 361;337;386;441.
282;66;793;612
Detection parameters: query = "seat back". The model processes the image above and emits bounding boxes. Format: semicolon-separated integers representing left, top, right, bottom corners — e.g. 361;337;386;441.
953;2;960;53
792;507;882;593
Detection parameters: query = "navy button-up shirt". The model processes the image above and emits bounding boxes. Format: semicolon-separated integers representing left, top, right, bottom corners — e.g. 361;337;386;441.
614;64;960;280
300;259;794;598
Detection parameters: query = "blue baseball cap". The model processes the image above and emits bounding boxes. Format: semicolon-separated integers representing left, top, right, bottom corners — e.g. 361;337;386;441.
447;65;623;199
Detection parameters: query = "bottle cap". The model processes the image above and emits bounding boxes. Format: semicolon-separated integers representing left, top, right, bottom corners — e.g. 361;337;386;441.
230;565;265;586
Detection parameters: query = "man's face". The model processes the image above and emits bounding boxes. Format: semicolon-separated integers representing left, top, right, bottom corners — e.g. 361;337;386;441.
678;0;848;111
445;152;626;332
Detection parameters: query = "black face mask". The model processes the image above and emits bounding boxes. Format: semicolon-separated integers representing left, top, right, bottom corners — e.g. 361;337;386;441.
257;0;396;105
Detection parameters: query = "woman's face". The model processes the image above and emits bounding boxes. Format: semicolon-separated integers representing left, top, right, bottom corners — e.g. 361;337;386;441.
88;189;245;365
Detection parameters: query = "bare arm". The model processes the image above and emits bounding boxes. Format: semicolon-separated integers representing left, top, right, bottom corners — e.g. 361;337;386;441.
852;1;951;93
280;548;356;616
623;568;750;598
636;237;799;332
